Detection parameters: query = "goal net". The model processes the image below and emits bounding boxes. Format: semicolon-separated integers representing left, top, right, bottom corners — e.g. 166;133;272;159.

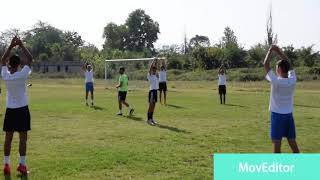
104;57;165;89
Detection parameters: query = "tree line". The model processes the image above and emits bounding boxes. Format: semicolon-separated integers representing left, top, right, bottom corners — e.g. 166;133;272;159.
0;8;319;78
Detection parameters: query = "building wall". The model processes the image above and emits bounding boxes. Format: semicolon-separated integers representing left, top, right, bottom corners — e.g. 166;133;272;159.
34;62;82;73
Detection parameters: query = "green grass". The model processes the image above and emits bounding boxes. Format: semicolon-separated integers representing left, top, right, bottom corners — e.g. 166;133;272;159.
0;79;319;179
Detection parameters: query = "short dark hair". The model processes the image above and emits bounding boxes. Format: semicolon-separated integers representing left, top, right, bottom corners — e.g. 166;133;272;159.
9;55;21;68
119;67;125;71
277;60;290;73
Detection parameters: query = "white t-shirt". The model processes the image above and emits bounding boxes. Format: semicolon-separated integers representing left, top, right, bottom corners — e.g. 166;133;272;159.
266;70;296;114
147;73;159;90
218;74;226;85
85;71;94;83
159;70;167;82
1;66;31;108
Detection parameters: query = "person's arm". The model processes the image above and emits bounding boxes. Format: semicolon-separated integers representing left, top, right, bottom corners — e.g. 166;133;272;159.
1;37;17;66
273;45;289;62
82;62;87;71
116;77;122;88
162;59;167;70
149;58;156;73
17;38;33;66
263;46;273;74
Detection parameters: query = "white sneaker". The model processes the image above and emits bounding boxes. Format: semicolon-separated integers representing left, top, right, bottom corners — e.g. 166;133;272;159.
147;119;155;126
151;119;157;125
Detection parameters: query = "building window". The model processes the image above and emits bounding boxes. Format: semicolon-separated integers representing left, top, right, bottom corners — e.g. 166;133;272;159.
65;65;69;72
57;65;61;72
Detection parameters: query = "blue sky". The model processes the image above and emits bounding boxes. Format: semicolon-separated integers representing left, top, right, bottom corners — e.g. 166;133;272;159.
1;0;319;50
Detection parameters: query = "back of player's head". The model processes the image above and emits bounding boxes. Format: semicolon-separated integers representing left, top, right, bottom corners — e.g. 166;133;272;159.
119;67;125;71
277;60;290;74
9;55;21;68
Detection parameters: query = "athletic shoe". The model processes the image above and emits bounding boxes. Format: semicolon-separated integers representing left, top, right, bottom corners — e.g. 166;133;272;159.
3;164;10;175
151;119;157;125
116;112;123;116
129;108;135;116
17;164;28;175
147;119;155;126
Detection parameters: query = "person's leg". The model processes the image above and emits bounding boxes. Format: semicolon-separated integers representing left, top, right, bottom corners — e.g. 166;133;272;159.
223;94;226;104
118;100;122;111
17;132;28;174
272;140;282;153
219;94;223;104
122;101;129;108
90;90;94;106
288;139;300;153
164;91;167;105
159;91;163;105
4;132;14;164
85;91;89;106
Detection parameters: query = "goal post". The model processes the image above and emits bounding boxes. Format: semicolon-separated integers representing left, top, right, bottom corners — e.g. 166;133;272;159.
104;57;166;81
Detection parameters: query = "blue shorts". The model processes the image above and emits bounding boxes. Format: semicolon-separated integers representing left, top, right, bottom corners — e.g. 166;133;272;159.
270;112;296;140
85;82;94;92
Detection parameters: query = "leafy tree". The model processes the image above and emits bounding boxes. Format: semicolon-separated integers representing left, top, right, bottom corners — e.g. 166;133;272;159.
245;44;266;67
125;9;160;52
282;45;298;66
221;26;238;48
189;35;210;49
103;23;127;50
297;46;319;67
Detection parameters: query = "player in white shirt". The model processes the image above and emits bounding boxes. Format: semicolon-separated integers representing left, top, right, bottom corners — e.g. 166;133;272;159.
147;59;159;126
218;67;227;104
1;36;33;175
263;45;300;153
159;59;168;105
83;63;94;106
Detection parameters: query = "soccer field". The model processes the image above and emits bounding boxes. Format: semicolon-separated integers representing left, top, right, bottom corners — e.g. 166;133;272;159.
0;79;319;179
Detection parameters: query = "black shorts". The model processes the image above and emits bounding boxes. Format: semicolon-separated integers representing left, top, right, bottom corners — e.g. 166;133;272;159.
148;90;158;103
3;106;31;132
118;91;127;101
159;82;167;92
218;85;226;95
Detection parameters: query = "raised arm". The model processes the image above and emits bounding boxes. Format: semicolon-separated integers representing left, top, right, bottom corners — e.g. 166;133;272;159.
1;37;18;66
82;62;88;71
263;46;274;74
17;38;33;66
162;58;167;70
273;45;289;62
149;58;157;73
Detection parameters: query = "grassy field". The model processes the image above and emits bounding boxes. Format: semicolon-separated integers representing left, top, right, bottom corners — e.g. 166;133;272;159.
0;79;319;179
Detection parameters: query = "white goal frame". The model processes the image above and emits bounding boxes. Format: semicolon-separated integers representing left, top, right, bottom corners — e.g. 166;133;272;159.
104;57;165;81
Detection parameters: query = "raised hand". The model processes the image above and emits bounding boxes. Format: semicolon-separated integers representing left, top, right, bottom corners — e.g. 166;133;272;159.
10;36;19;48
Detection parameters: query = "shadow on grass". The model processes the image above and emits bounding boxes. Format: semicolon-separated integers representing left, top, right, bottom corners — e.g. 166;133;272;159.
224;103;247;108
166;104;185;109
294;104;320;109
92;106;105;111
156;124;190;134
125;116;143;122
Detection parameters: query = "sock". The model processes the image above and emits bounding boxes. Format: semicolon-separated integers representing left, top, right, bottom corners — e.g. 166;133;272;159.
147;112;152;120
19;156;26;166
4;156;10;165
119;109;123;113
151;112;154;119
